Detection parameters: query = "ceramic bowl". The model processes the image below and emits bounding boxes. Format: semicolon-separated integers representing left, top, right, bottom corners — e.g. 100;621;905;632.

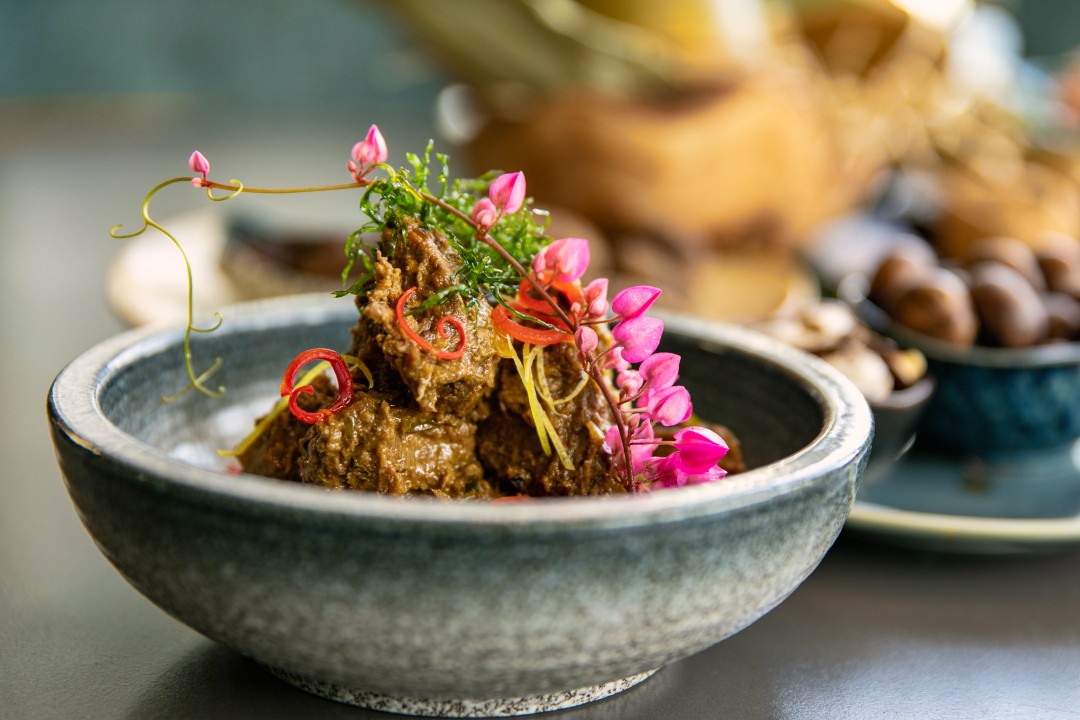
48;294;871;717
840;274;1080;456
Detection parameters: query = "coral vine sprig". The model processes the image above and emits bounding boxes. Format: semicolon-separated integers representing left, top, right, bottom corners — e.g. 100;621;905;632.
115;123;729;492
524;246;726;490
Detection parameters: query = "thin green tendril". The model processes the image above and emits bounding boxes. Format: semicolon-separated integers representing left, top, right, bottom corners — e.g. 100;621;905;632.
110;176;226;400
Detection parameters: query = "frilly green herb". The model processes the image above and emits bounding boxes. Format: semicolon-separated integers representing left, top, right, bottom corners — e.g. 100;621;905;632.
336;141;551;307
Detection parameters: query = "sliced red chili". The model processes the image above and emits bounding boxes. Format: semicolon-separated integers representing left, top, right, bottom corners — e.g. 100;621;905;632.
491;305;571;346
280;348;354;424
395;287;467;360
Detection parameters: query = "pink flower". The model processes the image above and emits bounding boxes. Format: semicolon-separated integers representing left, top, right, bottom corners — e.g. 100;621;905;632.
489;171;526;214
611;315;663;363
605;422;656;472
604;346;630;373
647;454;727;489
616;368;643;397
639;352;680;391
188;150;209;185
533;237;590;282
685;466;728;484
646;455;686;488
471;198;498;232
671;426;728;473
611;286;661;320
645;385;692;426
349;125;388;178
583;278;608;318
574;326;598;355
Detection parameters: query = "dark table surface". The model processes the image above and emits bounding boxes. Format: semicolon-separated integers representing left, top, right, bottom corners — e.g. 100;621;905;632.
3;101;1080;720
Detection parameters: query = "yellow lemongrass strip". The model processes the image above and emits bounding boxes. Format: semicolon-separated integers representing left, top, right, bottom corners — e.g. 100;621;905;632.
538;409;574;471
493;331;516;359
520;344;552;456
530;347;575;470
217;361;330;457
534;347;590;408
341;354;374;388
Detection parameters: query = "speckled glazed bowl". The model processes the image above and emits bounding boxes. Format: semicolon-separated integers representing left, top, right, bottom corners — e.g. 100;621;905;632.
48;294;871;717
841;274;1080;457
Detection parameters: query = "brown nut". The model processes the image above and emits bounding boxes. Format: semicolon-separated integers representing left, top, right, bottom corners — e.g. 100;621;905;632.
966;236;1046;292
969;262;1049;347
891;268;979;346
1035;240;1080;298
869;250;934;314
1043;292;1080;341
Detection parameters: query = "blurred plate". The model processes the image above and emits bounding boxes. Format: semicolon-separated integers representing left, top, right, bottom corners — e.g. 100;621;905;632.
846;440;1080;553
107;210;239;326
106;210;353;327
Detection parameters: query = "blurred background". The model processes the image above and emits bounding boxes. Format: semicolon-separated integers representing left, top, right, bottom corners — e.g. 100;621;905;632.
5;2;1080;714
5;0;1080;427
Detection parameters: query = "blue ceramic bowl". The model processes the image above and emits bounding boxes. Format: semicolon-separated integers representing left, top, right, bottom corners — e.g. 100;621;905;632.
48;294;870;717
841;275;1080;456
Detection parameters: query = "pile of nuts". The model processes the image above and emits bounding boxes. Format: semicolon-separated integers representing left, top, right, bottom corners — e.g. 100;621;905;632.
869;234;1080;348
751;300;926;404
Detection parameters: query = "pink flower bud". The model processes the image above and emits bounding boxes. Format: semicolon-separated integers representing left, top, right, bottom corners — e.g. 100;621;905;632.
574;326;598;355
532;248;548;275
350;124;388;171
611;315;663;363
603;425;622;457
188;150;209;178
639;352;680;391
471;198;498;231
646;385;692;426
489;171;526;214
611;286;661;320
672;426;728;473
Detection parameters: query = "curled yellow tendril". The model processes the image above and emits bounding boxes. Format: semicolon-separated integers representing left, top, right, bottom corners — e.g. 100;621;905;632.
207;179;244;202
110;176;237;401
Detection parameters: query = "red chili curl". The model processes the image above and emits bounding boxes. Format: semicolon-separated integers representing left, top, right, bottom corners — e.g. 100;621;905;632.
280;348;354;424
395;286;467;360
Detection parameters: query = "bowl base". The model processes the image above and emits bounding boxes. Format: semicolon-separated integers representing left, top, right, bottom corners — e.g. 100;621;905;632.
264;666;657;717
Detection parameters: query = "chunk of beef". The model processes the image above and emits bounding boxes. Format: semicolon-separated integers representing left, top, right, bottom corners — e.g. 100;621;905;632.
476;343;624;496
349;217;499;419
298;388;495;498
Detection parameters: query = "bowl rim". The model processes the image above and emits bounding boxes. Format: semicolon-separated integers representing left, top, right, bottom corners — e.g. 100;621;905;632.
838;274;1080;368
49;294;871;530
